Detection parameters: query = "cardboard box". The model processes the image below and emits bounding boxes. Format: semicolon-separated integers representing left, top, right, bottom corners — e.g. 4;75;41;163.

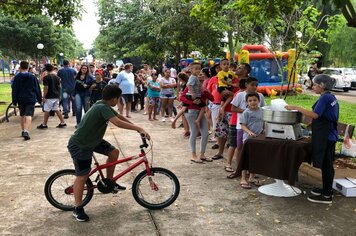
332;178;356;197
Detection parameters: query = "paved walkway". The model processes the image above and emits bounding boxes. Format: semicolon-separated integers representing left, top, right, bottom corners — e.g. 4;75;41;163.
0;110;355;235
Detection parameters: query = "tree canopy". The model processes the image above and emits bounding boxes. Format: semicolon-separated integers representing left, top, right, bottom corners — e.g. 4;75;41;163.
0;14;85;60
0;0;83;26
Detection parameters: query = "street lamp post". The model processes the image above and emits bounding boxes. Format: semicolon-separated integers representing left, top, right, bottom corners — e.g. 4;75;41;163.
59;53;64;66
37;43;44;79
113;55;117;65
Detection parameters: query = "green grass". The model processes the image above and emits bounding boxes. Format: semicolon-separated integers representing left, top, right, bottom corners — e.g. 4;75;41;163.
0;83;12;116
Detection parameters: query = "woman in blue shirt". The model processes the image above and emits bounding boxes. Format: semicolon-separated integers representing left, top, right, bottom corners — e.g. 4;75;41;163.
286;74;339;204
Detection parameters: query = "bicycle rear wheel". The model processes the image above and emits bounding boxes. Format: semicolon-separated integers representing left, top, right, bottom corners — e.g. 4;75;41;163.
44;169;94;211
132;167;180;210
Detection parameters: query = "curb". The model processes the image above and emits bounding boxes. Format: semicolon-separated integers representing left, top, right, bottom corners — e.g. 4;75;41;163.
299;162;356;181
0;109;16;123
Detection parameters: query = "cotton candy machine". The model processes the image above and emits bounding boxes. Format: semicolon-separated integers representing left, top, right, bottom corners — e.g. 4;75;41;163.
263;106;303;140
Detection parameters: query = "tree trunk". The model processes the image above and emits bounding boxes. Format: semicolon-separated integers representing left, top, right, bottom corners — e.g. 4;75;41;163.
341;0;356;28
227;30;234;63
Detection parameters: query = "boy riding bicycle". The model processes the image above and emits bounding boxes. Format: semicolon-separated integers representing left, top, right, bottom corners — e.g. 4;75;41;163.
68;84;150;222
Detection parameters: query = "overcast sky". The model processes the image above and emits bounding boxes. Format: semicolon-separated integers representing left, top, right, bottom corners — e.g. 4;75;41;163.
72;0;100;49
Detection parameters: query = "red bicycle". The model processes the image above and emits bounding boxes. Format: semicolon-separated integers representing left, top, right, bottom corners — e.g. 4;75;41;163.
44;135;180;210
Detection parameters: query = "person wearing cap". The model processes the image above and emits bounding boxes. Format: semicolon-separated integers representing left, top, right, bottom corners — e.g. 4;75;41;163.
285;74;339;204
89;69;107;106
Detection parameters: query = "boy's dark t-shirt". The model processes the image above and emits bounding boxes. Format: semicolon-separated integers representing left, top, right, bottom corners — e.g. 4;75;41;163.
43;74;61;99
69;101;118;149
90;81;107;103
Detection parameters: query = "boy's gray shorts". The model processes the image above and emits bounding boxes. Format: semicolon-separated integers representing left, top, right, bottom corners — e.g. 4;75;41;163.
67;139;115;176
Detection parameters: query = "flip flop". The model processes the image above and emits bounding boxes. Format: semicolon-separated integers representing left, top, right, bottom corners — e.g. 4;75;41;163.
227;172;240;179
240;183;251;189
191;159;204;164
249;180;262;187
200;157;213;162
224;166;234;172
212;155;223;160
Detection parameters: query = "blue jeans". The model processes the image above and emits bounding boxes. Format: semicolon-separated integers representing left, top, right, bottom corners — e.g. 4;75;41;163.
75;93;90;124
184;109;209;153
61;88;74;114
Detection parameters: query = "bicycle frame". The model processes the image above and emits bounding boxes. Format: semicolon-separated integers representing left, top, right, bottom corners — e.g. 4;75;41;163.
89;147;152;183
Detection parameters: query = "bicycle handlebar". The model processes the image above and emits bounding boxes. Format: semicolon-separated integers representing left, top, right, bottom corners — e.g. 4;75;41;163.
140;133;149;148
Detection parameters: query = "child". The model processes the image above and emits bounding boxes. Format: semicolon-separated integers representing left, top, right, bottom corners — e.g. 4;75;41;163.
239;93;264;189
285;74;338;204
217;59;238;94
89;70;107;106
185;62;206;130
147;73;160;121
68;84;150;222
225;78;246;173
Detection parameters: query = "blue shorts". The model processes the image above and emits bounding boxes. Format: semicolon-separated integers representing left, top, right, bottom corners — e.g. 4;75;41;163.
160;93;175;99
67;139;115;176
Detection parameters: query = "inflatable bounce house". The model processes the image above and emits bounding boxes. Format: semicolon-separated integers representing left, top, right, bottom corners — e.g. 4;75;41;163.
228;45;300;96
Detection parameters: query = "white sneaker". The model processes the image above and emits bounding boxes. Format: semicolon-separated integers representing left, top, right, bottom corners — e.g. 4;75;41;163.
162;117;166;122
170;117;174;122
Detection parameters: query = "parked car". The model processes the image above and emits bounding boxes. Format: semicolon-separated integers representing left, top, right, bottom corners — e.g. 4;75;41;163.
320;68;351;92
342;68;356;89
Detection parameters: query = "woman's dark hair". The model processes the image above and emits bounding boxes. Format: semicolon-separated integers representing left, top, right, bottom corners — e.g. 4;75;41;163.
102;84;122;100
202;67;210;78
245;92;260;101
210;63;220;77
75;64;89;80
178;72;189;83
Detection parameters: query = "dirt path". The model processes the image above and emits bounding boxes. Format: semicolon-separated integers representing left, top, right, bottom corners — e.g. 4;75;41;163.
0;110;355;235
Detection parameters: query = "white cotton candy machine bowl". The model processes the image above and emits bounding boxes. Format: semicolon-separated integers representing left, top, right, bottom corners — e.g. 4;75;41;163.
263;106;303;140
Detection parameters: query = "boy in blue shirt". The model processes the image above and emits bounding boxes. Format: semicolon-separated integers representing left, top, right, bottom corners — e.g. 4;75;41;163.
286;74;339;204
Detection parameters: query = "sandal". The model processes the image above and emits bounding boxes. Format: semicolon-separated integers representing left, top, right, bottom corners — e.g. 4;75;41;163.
191;159;204;164
240;183;251;189
200;157;213;162
224;166;234;172
212;154;223;160
249;179;262;187
227;172;240;179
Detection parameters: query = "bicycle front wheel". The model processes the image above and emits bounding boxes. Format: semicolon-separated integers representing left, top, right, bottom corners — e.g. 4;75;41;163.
44;169;94;211
132;167;180;210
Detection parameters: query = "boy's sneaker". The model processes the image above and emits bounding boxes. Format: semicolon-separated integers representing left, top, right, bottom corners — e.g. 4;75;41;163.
23;131;30;140
21;131;25;137
310;188;334;197
162;117;166;122
307;195;332;204
73;207;90;222
63;113;69;119
37;124;48;129
112;183;126;193
56;123;67;128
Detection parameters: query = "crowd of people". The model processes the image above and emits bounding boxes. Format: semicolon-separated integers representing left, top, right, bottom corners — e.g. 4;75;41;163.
11;58;339;221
